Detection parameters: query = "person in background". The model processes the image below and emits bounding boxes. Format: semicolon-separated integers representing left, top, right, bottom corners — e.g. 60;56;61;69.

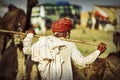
23;18;106;80
87;12;92;29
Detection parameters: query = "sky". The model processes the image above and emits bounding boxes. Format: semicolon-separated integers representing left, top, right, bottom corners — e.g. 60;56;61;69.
0;0;120;16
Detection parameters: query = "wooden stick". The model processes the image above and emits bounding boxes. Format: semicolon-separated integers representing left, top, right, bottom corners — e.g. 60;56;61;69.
0;29;40;37
63;38;98;46
0;29;98;46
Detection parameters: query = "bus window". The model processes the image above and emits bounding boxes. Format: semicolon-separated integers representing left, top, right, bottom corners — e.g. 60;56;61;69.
45;6;56;15
31;1;81;30
64;6;72;14
70;6;76;15
57;6;64;14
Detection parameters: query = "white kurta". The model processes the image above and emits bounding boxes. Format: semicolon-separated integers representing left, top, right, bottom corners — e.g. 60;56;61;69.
23;33;100;80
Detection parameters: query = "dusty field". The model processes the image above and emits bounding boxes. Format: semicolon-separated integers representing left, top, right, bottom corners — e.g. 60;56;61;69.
46;25;116;58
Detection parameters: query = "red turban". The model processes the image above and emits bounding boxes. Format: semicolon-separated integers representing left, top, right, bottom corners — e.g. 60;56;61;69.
52;18;72;33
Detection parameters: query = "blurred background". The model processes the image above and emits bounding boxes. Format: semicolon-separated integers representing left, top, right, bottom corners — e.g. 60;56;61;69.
0;0;120;80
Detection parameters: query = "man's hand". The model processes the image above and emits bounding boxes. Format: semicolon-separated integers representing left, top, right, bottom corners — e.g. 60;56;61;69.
27;29;35;34
97;42;107;54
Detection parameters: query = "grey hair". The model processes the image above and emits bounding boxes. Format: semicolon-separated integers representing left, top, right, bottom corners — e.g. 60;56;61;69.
54;32;59;36
53;31;70;39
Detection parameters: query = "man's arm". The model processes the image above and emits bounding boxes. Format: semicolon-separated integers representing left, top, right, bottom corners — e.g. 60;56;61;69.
71;42;106;67
23;33;34;55
23;29;36;55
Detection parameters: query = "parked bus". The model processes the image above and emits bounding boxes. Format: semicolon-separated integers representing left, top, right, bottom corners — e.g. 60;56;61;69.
31;1;81;34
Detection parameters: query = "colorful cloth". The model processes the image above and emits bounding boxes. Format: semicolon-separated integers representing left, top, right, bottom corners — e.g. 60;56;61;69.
52;18;72;32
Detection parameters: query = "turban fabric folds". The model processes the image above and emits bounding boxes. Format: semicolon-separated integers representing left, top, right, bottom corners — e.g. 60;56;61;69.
52;18;72;32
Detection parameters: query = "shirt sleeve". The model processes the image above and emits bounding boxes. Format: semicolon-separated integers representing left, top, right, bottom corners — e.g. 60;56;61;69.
23;34;43;62
71;43;100;67
23;33;34;55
